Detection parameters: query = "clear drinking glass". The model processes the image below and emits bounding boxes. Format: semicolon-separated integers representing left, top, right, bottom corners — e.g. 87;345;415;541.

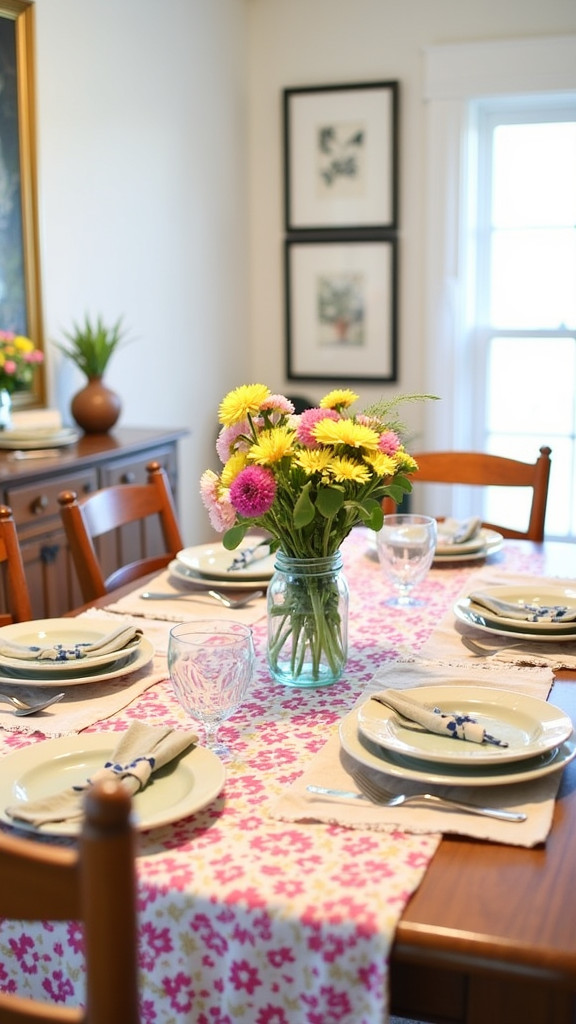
168;620;255;760
376;514;437;607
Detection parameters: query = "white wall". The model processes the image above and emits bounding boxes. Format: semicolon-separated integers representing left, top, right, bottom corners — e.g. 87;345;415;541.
30;0;576;545
247;0;576;444
34;0;249;545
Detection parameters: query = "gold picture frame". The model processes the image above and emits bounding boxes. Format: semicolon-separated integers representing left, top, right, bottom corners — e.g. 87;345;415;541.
0;0;45;406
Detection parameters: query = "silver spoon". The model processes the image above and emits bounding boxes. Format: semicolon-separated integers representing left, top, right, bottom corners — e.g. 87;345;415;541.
0;692;65;716
140;590;264;609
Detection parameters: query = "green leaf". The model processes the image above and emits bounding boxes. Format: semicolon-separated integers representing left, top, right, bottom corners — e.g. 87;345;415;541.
222;524;248;550
315;485;344;518
357;499;384;531
293;482;316;528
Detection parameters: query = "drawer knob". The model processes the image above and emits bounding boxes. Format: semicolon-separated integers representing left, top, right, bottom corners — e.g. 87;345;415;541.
31;495;49;515
120;472;136;484
41;544;60;564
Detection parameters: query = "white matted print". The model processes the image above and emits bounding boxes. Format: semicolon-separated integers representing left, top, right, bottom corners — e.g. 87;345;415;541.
284;81;398;231
285;239;397;382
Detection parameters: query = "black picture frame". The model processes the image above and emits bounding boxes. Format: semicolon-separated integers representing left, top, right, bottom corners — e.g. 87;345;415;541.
284;80;398;233
285;236;398;383
0;0;45;407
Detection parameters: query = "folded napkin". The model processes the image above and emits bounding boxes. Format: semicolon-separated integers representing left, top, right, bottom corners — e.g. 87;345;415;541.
438;516;483;545
0;623;142;663
269;661;561;848
229;539;272;571
469;590;576;623
372;688;508;746
5;722;198;827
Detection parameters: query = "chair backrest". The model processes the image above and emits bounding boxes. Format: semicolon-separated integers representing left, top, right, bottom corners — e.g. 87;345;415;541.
383;446;552;541
58;460;184;602
0;504;33;624
0;779;140;1024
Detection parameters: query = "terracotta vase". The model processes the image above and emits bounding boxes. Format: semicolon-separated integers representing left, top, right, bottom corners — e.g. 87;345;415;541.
71;376;121;434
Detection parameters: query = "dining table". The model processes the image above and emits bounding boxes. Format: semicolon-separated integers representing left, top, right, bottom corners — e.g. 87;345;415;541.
0;527;575;1024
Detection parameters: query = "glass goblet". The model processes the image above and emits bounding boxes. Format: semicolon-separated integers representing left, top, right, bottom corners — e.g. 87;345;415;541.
168;619;255;761
376;513;437;607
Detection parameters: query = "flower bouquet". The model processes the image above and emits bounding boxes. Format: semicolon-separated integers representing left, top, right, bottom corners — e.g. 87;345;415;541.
201;384;428;686
0;331;43;394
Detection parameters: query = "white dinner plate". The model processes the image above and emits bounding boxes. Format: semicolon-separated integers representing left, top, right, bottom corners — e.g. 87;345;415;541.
0;427;80;450
454;600;576;642
176;541;276;581
357;685;573;765
0;619;143;675
340;707;576;786
168;559;271;592
433;539;504;564
435;527;502;557
0;635;154;686
0;733;226;836
463;585;576;634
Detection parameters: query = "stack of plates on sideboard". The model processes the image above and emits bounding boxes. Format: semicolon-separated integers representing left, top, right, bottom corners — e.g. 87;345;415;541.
0;426;80;450
454;584;576;643
339;684;576;787
0;619;153;687
170;539;276;591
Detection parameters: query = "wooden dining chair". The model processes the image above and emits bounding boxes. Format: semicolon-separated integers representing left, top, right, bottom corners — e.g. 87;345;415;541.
0;504;33;624
58;460;184;602
0;779;140;1024
383;446;552;541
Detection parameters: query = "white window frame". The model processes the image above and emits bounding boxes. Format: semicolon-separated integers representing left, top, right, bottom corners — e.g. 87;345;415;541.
419;35;576;522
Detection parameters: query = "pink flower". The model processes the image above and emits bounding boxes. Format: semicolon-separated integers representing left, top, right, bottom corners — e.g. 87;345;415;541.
3;360;16;375
200;470;236;532
216;421;250;463
378;429;401;455
260;394;295;416
230;466;276;517
295;407;339;448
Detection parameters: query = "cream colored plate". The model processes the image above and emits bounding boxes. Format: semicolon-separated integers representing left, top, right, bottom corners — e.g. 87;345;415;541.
454;601;576;642
0;428;80;449
357;685;573;765
0;636;154;686
463;585;576;633
0;733;226;836
0;618;142;675
435;527;502;556
340;707;576;786
176;541;275;581
169;559;270;592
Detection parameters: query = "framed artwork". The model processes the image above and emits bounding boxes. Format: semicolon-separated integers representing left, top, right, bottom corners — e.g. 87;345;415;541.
285;237;397;383
284;81;398;233
0;0;45;406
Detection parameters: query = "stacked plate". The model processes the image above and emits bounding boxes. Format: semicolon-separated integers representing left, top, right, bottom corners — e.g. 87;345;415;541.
434;525;503;563
454;585;576;643
339;684;576;787
171;539;276;591
0;426;80;450
0;619;153;687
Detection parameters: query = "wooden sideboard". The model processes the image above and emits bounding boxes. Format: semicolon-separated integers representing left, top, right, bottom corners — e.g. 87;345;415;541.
0;427;187;618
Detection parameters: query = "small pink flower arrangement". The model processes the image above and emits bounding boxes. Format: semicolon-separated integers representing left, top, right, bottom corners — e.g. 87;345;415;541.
0;331;43;394
201;384;430;558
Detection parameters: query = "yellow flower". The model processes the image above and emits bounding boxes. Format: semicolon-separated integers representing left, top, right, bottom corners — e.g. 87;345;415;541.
248;425;296;465
221;449;248;487
14;335;34;353
394;450;419;474
313;418;380;450
218;384;270;427
294;449;334;475
320;389;358;410
364;451;398;477
329;457;372;484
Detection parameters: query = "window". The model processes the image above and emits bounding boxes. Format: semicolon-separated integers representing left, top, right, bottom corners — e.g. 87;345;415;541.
472;99;576;538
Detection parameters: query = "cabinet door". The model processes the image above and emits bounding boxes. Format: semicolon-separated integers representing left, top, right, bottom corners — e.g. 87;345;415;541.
96;446;179;582
20;527;85;619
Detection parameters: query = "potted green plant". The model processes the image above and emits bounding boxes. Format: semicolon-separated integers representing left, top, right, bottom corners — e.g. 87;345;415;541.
55;314;127;434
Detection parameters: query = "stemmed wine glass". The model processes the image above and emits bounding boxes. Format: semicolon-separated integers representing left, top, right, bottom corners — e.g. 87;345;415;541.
376;514;437;607
168;620;255;761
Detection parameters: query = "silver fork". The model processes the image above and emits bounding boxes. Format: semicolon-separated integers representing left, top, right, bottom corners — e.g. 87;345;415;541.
140;589;264;609
461;635;566;663
0;692;65;716
307;776;526;822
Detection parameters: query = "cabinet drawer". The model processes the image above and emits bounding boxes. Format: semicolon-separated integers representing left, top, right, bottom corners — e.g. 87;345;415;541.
99;446;177;489
6;469;99;526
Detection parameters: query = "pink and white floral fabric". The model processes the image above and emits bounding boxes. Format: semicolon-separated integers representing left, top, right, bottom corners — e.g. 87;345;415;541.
0;530;570;1022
